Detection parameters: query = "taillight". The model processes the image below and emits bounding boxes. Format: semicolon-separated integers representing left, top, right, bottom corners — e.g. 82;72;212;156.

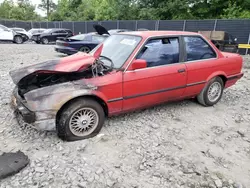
64;43;69;46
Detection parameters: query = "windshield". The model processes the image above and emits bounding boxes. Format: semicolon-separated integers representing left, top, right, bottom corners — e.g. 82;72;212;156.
69;34;87;40
90;34;141;69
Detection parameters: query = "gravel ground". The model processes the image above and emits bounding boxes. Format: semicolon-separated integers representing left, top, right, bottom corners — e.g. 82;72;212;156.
0;43;249;188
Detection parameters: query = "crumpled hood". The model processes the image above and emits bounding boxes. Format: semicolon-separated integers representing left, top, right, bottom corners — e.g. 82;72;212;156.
9;53;95;84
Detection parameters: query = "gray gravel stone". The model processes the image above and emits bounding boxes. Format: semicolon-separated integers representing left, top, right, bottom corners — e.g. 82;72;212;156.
35;167;45;173
214;179;223;188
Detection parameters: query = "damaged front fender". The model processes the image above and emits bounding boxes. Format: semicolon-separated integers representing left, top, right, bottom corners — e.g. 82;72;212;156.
23;81;106;112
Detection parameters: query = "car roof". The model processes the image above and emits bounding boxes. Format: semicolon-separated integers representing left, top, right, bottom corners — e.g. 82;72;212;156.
120;31;200;38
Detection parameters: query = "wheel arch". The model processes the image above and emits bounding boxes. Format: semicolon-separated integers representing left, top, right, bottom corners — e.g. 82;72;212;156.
56;94;109;123
206;71;227;86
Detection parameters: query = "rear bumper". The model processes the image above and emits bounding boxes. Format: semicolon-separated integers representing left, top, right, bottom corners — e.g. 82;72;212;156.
227;73;244;80
54;46;77;55
225;73;244;88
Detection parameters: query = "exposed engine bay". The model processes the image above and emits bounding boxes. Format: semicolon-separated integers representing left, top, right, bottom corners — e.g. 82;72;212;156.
17;57;114;98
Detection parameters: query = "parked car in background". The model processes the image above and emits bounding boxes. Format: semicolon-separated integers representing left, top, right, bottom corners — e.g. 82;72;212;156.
31;28;73;44
0;24;28;44
29;28;46;43
55;25;130;55
198;31;238;53
10;31;243;141
10;27;32;39
55;33;108;55
28;28;46;40
28;28;46;35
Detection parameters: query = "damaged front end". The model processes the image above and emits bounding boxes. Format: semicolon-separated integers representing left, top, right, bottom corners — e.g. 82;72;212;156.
9;45;112;131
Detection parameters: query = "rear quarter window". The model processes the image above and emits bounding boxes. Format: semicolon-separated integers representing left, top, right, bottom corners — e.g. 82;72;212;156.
184;36;216;61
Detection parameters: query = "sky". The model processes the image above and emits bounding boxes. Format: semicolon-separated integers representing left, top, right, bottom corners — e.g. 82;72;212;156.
0;0;58;16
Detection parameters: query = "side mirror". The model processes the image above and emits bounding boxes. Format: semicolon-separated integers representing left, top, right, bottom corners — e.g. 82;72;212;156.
131;59;147;70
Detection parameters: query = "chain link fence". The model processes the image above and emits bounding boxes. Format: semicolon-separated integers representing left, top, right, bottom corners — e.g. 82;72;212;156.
1;19;250;54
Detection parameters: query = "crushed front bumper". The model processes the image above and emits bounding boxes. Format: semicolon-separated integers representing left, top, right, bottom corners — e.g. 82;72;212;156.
11;93;35;124
10;89;56;131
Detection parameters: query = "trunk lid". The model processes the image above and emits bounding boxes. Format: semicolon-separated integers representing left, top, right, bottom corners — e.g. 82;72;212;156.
93;24;110;35
221;52;241;58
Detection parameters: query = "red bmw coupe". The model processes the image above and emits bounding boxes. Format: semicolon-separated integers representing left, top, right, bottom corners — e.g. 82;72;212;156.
10;31;243;141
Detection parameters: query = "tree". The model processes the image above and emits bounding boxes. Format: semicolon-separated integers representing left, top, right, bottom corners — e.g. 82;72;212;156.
0;0;40;21
38;0;57;20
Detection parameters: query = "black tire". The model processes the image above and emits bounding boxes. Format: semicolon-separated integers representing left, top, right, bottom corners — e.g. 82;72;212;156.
41;37;49;44
79;46;91;53
56;98;105;141
197;77;224;106
13;36;23;44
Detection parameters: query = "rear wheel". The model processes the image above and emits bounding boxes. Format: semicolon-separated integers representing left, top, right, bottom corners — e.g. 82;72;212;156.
197;77;224;106
41;37;49;44
79;46;91;53
56;98;105;141
13;36;23;44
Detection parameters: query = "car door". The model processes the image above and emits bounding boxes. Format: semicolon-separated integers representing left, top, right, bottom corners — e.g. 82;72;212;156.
57;30;68;39
182;36;218;97
122;37;187;111
51;30;61;41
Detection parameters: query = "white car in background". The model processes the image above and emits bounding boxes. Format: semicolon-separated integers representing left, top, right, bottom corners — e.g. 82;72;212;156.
0;24;28;44
10;27;32;39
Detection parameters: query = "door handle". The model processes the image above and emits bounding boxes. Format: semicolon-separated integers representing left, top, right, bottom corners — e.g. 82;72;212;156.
178;68;186;73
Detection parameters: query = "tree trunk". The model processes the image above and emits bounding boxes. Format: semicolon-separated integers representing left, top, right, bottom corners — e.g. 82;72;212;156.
47;0;49;20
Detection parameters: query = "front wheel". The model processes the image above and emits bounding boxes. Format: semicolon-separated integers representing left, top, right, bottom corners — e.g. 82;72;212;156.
56;98;105;141
13;36;23;44
197;77;224;106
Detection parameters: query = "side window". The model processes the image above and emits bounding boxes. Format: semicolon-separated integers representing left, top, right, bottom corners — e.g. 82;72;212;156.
184;36;216;61
136;37;179;68
66;30;72;34
54;30;66;34
60;30;67;34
